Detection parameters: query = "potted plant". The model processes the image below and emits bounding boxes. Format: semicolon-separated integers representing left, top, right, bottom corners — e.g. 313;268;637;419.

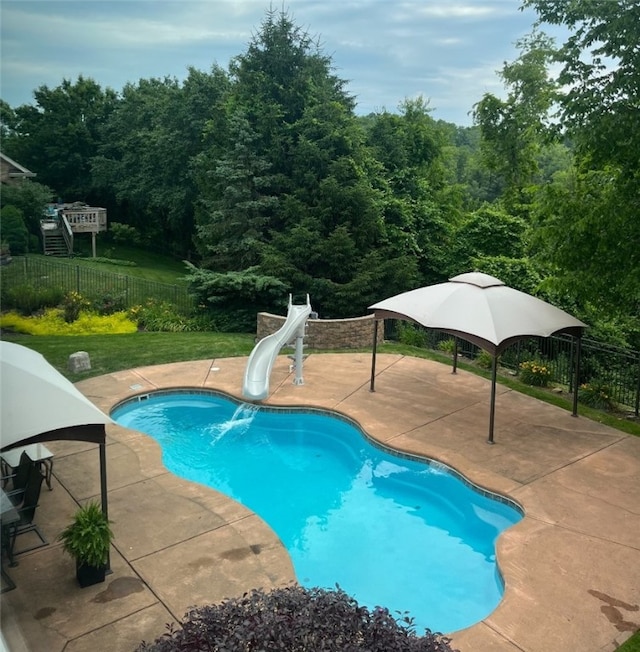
58;501;114;588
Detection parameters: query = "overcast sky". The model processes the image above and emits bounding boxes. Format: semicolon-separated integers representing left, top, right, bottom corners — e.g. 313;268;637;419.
0;0;565;126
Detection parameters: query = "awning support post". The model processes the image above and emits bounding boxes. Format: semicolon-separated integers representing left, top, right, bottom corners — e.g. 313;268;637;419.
370;319;379;392
99;441;111;572
487;353;497;444
452;337;458;374
572;334;582;417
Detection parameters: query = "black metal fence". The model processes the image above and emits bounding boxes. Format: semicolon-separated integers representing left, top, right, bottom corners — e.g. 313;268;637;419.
1;256;194;314
501;335;640;414
388;321;640;416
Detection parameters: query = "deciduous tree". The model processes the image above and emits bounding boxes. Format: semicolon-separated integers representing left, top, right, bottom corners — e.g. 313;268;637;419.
5;76;117;201
523;0;640;316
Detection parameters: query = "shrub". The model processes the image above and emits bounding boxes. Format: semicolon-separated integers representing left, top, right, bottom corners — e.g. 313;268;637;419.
519;360;553;387
61;291;90;323
475;349;494;369
128;299;204;332
0;309;137;335
108;222;142;246
437;338;456;354
78;256;137;267
578;380;617;411
1;205;29;254
0;283;65;315
185;265;289;332
0;180;53;235
186;312;218;332
136;585;457;652
92;291;127;316
398;322;427;348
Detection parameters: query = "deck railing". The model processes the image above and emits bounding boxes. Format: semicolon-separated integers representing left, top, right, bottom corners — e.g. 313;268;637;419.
63;208;107;233
60;214;74;253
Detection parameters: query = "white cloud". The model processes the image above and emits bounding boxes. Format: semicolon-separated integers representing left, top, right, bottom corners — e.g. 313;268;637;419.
0;0;562;126
415;4;498;19
436;37;465;46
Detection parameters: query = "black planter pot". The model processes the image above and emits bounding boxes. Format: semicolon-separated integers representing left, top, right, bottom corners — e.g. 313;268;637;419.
76;561;106;588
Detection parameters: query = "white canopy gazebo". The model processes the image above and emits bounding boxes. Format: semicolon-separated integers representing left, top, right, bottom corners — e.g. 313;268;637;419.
0;342;112;523
369;272;587;443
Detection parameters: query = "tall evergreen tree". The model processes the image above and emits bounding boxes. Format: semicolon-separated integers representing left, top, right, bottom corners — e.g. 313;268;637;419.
194;8;415;317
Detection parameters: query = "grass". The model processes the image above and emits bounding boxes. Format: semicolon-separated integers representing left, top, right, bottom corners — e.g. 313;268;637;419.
618;632;640;652
37;240;189;284
3;333;639;438
2;332;255;379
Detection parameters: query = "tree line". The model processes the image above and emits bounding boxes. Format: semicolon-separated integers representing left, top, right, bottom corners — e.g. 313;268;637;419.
1;3;638;345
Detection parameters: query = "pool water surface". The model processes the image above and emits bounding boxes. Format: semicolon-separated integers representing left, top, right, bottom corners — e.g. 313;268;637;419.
112;391;522;634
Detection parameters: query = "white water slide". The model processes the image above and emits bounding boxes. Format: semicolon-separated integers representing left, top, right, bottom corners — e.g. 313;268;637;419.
242;295;312;401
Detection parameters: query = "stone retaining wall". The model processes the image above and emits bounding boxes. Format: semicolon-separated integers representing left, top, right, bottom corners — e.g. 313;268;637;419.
255;312;382;349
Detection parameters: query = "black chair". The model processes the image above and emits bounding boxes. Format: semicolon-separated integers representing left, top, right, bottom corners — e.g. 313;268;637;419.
7;465;48;560
5;452;35;506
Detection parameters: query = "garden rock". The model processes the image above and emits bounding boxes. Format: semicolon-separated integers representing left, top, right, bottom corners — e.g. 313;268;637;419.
68;351;91;373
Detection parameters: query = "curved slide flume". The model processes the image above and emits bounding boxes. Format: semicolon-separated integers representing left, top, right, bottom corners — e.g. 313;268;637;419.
242;295;312;401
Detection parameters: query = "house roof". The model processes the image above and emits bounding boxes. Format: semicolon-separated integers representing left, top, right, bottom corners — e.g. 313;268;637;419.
0;152;36;180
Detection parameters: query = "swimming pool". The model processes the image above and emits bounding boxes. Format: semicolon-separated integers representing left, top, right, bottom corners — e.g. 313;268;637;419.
112;390;522;634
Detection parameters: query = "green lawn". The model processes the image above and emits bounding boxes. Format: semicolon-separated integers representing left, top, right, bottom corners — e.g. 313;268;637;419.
51;240;189;284
617;631;640;652
2;332;255;379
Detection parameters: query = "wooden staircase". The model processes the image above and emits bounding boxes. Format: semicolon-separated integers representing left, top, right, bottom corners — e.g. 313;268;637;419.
40;204;107;257
41;220;73;257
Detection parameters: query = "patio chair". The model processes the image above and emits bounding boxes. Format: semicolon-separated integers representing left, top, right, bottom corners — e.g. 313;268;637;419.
3;452;35;505
7;465;47;559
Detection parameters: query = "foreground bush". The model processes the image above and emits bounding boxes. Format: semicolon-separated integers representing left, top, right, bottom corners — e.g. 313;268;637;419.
518;360;553;387
0;309;137;335
136;586;458;652
578;380;617;411
0;283;65;315
128;299;216;332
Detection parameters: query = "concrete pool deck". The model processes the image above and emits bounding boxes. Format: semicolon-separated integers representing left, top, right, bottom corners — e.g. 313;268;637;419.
1;352;638;651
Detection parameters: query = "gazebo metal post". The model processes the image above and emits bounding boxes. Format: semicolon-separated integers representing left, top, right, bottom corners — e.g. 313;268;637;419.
99;441;111;571
370;319;379;392
487;354;498;444
99;443;108;520
452;337;458;374
572;334;582;417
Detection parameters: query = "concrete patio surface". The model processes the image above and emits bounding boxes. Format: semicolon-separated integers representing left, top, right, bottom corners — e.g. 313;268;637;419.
1;352;638;651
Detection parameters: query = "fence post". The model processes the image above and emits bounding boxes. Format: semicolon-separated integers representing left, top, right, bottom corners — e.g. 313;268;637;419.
76;265;80;294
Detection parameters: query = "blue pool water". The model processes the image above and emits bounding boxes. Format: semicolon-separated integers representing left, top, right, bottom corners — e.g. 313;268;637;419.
112;391;522;634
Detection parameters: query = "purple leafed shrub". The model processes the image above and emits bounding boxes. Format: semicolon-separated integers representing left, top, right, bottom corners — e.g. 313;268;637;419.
136;586;458;652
